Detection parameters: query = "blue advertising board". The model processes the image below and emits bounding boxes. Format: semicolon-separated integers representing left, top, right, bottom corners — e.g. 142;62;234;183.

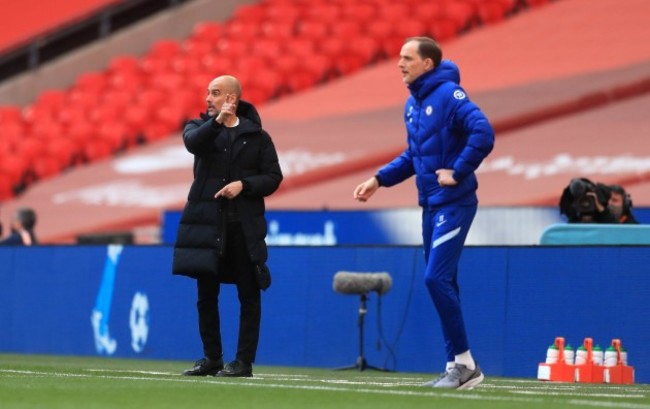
1;244;649;382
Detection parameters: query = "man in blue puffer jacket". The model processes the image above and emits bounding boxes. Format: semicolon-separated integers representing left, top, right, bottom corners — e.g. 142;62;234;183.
354;37;494;389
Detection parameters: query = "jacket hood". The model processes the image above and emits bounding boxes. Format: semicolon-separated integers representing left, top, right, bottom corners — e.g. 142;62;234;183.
200;99;262;127
408;60;461;99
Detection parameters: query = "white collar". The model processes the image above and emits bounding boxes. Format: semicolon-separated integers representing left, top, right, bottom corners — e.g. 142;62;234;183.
225;117;240;128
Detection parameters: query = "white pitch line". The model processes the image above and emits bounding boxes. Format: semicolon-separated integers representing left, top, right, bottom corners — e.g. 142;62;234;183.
568;400;650;409
84;369;176;376
512;390;645;399
0;369;544;404
1;369;649;409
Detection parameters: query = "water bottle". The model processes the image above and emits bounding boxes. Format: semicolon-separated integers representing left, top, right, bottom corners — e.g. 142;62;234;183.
564;344;575;365
621;347;628;366
575;345;588;365
545;344;559;364
604;345;618;367
592;345;604;365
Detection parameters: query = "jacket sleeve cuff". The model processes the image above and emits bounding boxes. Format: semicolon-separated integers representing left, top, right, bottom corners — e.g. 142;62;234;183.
241;179;251;193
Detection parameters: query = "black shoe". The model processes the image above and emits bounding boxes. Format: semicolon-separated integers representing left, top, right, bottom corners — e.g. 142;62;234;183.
182;357;224;376
216;359;253;377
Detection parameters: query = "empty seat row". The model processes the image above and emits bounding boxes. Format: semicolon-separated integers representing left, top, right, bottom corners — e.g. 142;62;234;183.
0;0;554;201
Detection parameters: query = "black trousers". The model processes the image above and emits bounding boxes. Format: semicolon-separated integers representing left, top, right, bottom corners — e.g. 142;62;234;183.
196;222;261;363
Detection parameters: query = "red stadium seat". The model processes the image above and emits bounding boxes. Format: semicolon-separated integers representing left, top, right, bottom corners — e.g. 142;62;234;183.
36;89;67;113
393;20;428;52
182;38;214;56
441;2;476;31
0;122;23;145
84;139;113;161
243;69;282;103
341;3;376;24
305;3;341;24
74;71;107;93
477;0;516;23
428;18;461;42
377;3;410;20
411;2;444;20
107;71;141;93
22;103;55;124
0;105;22;124
250;38;283;61
330;20;362;38
199;55;233;80
31;120;63;142
136;89;165;111
0;154;27;187
347;37;381;65
274;52;329;93
365;20;394;42
215;38;248;60
141;123;173;143
149;39;182;60
33;156;62;180
286;38;316;59
46;138;77;168
260;21;294;40
296;20;329;41
123;104;150;138
98;122;128;151
172;53;204;77
264;2;302;25
66;89;95;112
140;55;172;77
231;4;266;24
190;22;224;44
225;20;261;42
57;106;88;127
89;103;121;124
15;137;46;167
107;55;141;76
67;121;95;146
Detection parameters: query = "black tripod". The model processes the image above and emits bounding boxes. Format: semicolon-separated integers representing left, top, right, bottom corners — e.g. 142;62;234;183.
335;293;390;372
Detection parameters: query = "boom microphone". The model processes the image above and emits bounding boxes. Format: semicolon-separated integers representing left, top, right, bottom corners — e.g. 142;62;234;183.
333;271;392;296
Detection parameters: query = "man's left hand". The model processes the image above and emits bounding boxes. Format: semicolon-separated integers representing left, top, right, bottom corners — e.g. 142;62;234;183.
215;181;243;199
436;169;457;186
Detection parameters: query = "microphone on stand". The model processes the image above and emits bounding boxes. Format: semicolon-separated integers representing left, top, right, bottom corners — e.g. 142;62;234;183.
333;271;392;296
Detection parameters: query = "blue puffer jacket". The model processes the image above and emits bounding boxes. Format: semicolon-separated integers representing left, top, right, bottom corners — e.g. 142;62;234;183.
376;60;494;208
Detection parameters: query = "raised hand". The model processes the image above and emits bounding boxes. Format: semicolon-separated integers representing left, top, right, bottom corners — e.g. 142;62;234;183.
216;93;237;124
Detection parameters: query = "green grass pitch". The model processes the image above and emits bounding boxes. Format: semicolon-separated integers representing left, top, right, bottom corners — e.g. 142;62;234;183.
0;354;648;409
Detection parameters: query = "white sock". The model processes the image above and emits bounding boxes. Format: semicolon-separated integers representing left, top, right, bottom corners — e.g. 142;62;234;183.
455;350;476;370
445;362;456;372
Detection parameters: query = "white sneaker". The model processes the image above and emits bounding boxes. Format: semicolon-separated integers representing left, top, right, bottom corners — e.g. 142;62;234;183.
421;372;447;387
433;363;484;390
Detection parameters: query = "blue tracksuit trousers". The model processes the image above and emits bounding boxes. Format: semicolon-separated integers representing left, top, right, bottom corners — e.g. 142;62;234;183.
422;204;477;362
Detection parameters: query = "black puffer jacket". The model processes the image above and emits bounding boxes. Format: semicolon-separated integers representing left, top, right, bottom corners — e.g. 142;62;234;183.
172;101;283;280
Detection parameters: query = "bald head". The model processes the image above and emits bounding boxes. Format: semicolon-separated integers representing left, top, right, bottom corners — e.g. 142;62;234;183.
210;75;241;100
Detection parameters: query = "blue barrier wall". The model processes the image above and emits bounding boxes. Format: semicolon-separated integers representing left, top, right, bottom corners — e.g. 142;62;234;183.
0;245;648;383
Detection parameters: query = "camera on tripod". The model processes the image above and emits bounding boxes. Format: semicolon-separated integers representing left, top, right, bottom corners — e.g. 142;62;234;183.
569;178;599;216
559;178;612;223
